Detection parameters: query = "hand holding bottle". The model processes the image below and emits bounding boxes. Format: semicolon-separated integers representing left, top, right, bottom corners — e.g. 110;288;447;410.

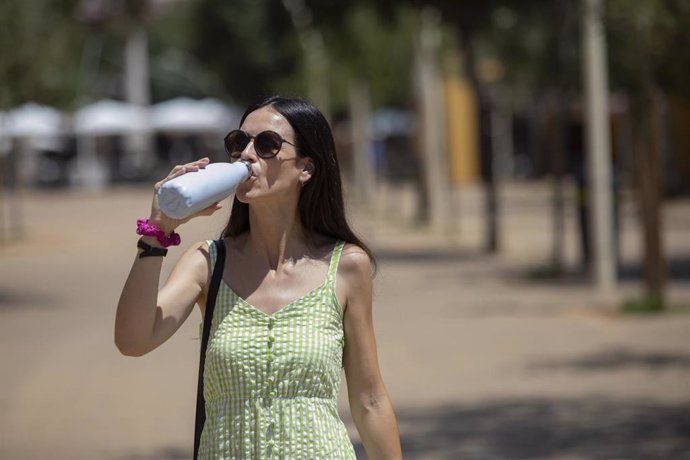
156;157;251;221
148;157;223;234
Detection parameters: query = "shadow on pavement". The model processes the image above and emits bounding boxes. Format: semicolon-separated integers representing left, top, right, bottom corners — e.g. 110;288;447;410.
619;255;690;281
376;248;482;263
0;288;58;310
120;447;189;460
352;398;690;460
517;254;690;286
528;348;690;372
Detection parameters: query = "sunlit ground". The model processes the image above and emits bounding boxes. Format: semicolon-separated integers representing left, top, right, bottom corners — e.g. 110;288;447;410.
1;181;688;459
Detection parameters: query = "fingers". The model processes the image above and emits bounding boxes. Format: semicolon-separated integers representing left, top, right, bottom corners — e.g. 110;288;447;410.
179;202;222;224
154;157;210;191
169;157;210;178
197;202;223;217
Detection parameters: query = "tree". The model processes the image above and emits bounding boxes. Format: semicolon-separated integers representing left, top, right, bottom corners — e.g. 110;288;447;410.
606;0;690;308
0;0;85;109
185;0;302;106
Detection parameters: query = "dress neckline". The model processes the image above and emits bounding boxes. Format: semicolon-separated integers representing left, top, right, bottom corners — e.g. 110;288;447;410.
219;240;342;318
222;280;329;318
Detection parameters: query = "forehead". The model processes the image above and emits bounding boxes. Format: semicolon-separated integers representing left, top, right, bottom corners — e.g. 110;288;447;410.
241;106;293;138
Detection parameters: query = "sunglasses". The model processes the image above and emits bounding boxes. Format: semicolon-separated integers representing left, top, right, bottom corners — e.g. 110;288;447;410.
224;129;297;161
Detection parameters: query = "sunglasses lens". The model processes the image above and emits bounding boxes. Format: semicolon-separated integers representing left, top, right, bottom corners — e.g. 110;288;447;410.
225;131;249;159
255;131;282;158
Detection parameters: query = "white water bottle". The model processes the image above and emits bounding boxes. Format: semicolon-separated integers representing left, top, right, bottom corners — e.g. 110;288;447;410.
157;161;251;219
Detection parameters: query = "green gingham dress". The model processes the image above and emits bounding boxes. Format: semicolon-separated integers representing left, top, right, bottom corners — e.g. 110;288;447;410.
198;240;356;459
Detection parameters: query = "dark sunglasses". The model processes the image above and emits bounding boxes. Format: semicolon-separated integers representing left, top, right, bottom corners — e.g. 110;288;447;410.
224;129;297;160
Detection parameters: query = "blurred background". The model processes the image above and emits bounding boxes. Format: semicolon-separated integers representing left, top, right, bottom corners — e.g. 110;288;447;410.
1;0;689;459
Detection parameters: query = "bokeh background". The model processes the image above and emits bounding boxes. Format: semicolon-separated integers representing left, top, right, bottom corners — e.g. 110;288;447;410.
1;1;689;459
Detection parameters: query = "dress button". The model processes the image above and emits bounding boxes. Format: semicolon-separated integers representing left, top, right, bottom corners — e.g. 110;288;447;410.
268;376;275;384
269;390;276;398
268;318;275;329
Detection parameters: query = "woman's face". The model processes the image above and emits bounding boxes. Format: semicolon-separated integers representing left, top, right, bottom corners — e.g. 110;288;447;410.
233;106;313;204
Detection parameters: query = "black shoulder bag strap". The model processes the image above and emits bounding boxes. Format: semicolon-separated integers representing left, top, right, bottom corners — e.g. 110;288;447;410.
193;239;226;459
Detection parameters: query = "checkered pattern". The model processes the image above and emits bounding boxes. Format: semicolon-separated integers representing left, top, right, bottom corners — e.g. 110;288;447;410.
198;240;356;459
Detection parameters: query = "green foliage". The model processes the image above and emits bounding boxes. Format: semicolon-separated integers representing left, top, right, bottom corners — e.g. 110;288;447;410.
476;1;580;91
0;0;85;109
321;3;418;112
2;0;687;119
607;0;690;101
147;0;225;101
157;0;420;111
621;295;666;313
185;0;301;105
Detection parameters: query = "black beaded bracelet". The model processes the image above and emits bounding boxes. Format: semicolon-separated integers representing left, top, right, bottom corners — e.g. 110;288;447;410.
137;238;168;258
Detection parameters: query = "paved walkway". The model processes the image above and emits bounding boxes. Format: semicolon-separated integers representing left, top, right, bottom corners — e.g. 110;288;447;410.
0;183;688;459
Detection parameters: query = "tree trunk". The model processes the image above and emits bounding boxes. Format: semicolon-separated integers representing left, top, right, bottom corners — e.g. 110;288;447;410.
457;28;499;253
415;9;452;229
631;16;667;306
633;92;666;304
550;93;567;273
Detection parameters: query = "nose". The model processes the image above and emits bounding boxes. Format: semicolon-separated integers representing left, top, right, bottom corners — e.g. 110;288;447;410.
239;137;258;162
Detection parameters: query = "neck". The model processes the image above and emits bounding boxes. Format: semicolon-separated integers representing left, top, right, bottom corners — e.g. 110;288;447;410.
246;199;307;269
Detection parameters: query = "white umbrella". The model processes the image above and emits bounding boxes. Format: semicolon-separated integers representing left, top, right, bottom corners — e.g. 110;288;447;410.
6;103;66;139
74;99;150;136
151;97;239;133
72;100;150;188
5;103;68;153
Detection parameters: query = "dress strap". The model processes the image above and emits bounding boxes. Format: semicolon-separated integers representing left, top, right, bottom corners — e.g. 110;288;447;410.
327;240;346;282
206;239;217;266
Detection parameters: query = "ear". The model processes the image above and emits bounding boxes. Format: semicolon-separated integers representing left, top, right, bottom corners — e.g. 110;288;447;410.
299;157;315;185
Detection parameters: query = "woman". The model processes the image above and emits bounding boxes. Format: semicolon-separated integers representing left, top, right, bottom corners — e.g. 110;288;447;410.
115;96;402;459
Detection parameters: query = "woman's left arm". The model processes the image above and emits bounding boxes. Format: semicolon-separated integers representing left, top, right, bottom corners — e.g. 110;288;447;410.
339;245;402;459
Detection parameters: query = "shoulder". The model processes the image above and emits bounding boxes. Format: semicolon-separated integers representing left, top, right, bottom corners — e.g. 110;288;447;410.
337;243;374;307
175;241;213;284
337;244;374;316
339;243;373;278
178;240;211;262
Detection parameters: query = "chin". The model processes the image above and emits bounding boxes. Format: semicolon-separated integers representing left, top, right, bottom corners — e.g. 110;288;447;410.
234;182;256;203
235;192;252;204
235;188;266;204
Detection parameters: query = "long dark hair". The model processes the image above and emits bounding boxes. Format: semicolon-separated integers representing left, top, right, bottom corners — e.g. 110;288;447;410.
220;96;376;270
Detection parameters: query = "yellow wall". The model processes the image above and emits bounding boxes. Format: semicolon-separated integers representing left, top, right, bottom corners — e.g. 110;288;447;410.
444;76;480;185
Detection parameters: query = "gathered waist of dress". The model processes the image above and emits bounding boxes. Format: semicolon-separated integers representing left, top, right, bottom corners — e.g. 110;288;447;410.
206;394;338;404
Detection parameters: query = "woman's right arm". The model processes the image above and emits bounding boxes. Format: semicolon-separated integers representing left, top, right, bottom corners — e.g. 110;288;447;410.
115;239;209;356
114;158;222;356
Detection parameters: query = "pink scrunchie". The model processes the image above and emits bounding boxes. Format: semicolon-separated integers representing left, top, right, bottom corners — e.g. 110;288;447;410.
136;218;181;248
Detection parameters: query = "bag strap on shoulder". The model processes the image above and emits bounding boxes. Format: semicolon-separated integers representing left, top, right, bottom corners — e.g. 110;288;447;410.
193;239;226;459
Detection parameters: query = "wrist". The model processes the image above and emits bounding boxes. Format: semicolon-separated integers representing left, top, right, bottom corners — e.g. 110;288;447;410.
137;237;169;258
147;215;176;235
139;235;165;249
136;218;181;248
